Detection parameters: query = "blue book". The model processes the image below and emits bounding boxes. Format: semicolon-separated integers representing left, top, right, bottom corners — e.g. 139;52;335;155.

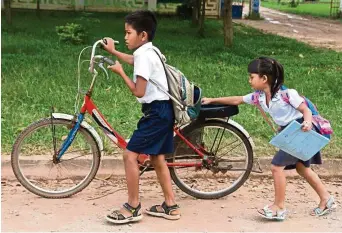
269;121;330;161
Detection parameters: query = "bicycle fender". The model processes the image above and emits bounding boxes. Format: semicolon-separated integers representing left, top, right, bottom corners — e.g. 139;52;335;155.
52;113;104;151
177;118;255;150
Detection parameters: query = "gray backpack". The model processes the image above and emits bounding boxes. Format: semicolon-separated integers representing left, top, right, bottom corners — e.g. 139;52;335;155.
150;50;202;125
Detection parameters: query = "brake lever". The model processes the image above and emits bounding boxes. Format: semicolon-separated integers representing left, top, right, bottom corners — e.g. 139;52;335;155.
98;62;109;80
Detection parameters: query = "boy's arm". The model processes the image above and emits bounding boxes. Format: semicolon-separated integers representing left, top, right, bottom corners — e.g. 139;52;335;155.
107;60;147;97
112;50;134;66
102;37;134;66
120;74;147;98
202;96;245;105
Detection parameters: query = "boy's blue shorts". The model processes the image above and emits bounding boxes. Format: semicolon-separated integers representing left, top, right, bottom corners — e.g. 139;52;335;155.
126;100;175;155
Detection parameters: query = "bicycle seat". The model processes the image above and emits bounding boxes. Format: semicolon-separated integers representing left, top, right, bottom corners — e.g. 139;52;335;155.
198;104;239;119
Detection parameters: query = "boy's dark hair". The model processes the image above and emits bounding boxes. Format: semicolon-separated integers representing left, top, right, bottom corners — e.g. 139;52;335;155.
248;57;284;99
125;10;157;41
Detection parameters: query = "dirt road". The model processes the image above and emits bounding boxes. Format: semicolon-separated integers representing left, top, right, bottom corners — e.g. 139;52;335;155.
2;170;341;232
239;7;342;52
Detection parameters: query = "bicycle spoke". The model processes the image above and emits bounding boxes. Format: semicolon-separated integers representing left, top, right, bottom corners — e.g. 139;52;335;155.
58;164;78;186
59;152;93;162
64;161;92;170
215;141;245;160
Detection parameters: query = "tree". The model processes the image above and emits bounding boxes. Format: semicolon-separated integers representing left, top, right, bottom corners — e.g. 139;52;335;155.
36;0;41;18
4;0;12;25
198;0;206;37
191;0;201;26
223;0;233;47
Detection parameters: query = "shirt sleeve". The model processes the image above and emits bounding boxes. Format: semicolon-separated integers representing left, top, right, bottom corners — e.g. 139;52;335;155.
133;54;152;81
242;93;254;105
287;89;304;109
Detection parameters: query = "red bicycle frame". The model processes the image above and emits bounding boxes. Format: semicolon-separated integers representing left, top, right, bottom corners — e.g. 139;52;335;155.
80;94;207;168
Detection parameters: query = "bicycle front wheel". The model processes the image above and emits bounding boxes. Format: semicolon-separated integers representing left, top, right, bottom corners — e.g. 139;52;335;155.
170;120;253;199
11;118;101;198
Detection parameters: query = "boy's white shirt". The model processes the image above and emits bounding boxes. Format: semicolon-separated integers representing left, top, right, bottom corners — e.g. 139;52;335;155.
243;89;304;126
133;42;169;104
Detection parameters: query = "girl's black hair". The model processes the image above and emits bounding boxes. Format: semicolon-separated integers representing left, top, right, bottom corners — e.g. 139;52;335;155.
125;10;157;41
248;57;284;98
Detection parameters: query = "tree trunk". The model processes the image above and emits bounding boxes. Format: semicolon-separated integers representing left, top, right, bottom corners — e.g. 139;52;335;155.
197;0;201;22
198;0;205;37
223;0;233;47
192;0;200;26
4;0;12;25
249;0;252;16
36;0;41;18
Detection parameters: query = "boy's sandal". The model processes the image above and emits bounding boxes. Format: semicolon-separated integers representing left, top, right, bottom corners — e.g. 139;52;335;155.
312;196;335;216
145;201;181;220
257;205;287;221
106;202;143;224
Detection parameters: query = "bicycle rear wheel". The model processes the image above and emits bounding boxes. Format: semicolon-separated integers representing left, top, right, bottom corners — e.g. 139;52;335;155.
170;120;253;199
11;118;101;198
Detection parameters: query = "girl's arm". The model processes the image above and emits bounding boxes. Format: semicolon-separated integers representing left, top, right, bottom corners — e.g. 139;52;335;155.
297;102;313;132
107;61;147;97
102;37;134;66
202;96;245;106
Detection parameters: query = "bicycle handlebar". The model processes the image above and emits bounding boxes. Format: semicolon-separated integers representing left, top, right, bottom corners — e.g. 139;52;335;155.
89;39;119;73
103;57;115;66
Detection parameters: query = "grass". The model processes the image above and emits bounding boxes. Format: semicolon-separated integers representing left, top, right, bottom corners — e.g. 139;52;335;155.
261;0;339;18
2;10;342;158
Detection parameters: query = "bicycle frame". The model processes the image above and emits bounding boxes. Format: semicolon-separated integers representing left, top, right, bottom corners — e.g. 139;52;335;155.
57;94;209;168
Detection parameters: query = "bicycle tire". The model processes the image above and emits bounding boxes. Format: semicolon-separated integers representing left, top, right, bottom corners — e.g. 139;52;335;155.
170;119;253;199
11;118;101;198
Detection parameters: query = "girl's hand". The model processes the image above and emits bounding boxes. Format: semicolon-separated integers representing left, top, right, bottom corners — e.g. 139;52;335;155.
301;121;312;132
101;37;116;54
201;97;212;105
107;60;123;75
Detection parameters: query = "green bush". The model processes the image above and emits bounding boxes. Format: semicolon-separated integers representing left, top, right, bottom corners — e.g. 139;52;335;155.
289;0;300;7
56;23;87;44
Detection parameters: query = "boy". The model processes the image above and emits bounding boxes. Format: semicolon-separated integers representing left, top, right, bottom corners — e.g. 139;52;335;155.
102;10;181;224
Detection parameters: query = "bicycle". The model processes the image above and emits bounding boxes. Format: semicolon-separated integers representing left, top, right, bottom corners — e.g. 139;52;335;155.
11;39;257;200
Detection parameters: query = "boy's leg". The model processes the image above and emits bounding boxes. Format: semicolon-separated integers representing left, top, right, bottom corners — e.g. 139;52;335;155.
123;150;140;208
269;165;287;211
295;162;330;210
149;155;180;216
108;149;140;218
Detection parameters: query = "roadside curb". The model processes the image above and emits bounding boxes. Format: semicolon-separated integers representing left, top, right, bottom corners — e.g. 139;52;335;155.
2;156;342;178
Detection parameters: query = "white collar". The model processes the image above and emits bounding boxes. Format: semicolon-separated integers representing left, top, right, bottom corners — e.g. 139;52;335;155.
133;42;153;56
259;91;281;103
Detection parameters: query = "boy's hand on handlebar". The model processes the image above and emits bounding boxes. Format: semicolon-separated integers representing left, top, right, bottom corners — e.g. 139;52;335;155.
107;60;124;75
201;97;212;105
101;37;116;54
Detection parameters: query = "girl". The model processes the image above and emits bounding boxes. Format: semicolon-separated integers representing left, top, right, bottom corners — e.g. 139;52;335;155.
202;57;335;220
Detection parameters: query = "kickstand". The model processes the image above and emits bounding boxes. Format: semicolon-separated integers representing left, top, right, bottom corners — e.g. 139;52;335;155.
252;157;263;174
139;166;149;176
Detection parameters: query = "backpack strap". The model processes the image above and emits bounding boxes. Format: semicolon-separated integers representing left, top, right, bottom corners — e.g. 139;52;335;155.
251;91;278;134
150;49;184;108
